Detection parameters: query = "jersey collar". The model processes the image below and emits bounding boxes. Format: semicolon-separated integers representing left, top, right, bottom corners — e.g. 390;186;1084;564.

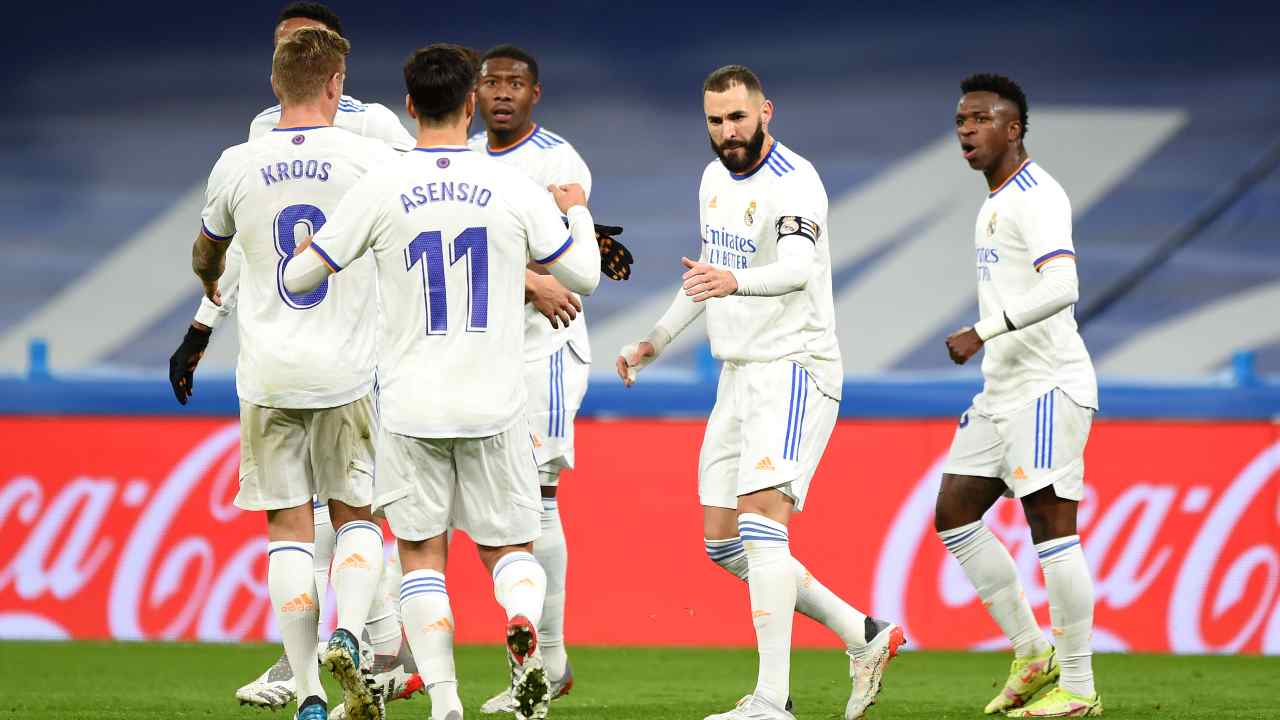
988;158;1033;198
729;138;779;181
487;124;539;156
414;145;471;153
271;125;332;132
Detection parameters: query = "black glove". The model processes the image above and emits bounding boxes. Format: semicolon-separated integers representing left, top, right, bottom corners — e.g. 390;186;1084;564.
595;223;633;281
168;324;212;405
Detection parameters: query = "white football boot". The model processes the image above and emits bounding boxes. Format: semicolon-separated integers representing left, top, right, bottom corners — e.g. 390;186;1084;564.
235;652;296;709
704;694;795;720
846;619;907;720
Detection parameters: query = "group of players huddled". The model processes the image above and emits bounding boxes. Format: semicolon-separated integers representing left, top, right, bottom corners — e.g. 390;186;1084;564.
168;3;1103;719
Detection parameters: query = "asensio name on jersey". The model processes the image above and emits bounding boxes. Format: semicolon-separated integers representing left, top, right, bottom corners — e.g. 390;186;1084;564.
698;140;842;400
468;124;594;363
303;147;596;438
200;126;398;408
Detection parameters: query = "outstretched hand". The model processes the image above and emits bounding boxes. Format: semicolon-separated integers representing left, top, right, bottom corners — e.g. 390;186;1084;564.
681;257;737;302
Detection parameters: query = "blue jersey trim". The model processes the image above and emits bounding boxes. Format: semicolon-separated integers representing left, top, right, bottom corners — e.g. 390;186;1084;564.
201;222;234;242
534;235;574;265
486;124;540;156
413;147;471;153
270;125;330;132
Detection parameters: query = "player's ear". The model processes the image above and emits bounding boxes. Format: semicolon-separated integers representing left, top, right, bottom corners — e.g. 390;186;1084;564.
760;98;774;128
531;82;542;106
405;94;418;120
269;73;284;104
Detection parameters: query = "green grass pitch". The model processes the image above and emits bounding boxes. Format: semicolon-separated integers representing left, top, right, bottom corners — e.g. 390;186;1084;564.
0;641;1276;719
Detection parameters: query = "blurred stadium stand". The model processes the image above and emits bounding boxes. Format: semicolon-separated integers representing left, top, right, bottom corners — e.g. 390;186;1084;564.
3;2;1279;410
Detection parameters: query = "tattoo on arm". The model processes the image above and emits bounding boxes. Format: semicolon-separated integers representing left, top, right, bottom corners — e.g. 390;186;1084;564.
192;232;228;283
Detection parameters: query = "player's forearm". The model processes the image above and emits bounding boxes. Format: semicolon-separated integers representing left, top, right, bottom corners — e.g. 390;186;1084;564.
282;248;331;294
730;235;815;297
543;206;601;295
191;233;228;283
653;284;705;351
974;260;1079;340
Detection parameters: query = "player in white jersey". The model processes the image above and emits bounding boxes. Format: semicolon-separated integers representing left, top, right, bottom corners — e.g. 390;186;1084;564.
190;28;399;720
464;44;630;715
167;5;425;715
283;45;602;720
615;66;903;720
937;74;1101;718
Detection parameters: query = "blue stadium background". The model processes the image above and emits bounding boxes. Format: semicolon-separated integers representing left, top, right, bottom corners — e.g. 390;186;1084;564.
4;1;1279;416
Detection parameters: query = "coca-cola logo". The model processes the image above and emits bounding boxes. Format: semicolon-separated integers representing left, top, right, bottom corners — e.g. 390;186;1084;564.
872;440;1280;653
0;423;275;642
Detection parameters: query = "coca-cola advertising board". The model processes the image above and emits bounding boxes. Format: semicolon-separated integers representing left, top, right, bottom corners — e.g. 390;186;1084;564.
2;417;1278;653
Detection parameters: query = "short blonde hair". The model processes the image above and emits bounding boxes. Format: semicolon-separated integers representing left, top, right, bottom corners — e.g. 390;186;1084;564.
271;26;350;104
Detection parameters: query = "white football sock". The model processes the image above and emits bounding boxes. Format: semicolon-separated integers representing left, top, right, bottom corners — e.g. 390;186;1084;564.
705;537;872;652
331;520;384;638
738;513;795;710
365;549;403;657
399;570;459;716
312;503;335;620
939;521;1049;657
533;493;568;679
1037;535;1095;696
268;541;325;703
492;551;547;627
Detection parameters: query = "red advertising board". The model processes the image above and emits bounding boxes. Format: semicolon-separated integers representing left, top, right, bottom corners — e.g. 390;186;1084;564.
2;417;1278;653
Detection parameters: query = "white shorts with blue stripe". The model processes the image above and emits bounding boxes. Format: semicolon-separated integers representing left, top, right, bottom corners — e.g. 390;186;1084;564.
523;344;589;478
698;359;839;512
942;387;1094;500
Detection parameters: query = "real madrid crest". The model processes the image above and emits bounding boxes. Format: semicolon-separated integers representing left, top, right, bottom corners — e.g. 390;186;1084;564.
744;200;757;226
986;211;998;238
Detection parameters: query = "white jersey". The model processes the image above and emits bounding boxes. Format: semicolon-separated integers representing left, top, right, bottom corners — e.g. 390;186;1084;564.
697;140;842;399
308;147;578;438
200;126;398;408
251;95;415;149
468;125;593;363
195;95;414;328
972;159;1097;416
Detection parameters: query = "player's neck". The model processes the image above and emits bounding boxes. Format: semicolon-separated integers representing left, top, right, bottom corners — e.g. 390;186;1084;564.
416;123;469;149
487;121;536;152
985;147;1029;191
276;104;334;130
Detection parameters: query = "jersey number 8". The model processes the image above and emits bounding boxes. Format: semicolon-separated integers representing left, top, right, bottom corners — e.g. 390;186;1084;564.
274;204;330;309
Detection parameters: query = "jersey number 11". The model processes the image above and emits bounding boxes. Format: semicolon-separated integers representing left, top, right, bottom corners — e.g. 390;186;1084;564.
405;226;489;335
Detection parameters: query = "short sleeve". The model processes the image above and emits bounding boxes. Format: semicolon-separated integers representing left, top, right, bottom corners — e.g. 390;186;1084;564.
515;174;575;264
1020;185;1075;272
200;151;240;242
308;171;387;271
364;104;416;152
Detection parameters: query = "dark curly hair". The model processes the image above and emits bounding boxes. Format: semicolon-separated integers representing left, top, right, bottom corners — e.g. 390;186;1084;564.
961;73;1028;139
277;2;344;38
481;44;539;83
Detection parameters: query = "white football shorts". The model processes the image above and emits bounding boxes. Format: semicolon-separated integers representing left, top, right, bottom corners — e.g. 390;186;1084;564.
943;387;1094;500
374;422;541;547
699;360;838;512
234;393;376;512
523;344;589;480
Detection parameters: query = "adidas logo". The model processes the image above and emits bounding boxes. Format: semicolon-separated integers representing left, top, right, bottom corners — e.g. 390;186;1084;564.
1012;466;1027;480
280;593;316;614
514;578;536;589
751;610;771;619
335;553;370;572
755;457;775;471
425;617;454;633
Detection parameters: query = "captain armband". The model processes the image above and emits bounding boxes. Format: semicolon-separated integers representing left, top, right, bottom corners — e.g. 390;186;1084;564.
775;215;820;244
